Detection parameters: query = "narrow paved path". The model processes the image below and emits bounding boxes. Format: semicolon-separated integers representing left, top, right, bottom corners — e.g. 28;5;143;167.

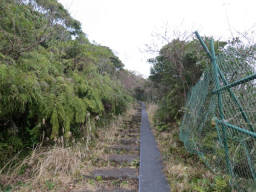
139;103;170;192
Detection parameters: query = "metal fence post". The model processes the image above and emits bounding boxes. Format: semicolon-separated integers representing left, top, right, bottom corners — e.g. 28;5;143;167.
210;39;234;178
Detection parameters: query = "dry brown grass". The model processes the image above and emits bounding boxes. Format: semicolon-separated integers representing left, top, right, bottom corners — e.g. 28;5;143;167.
155;128;216;192
0;141;96;191
146;102;158;125
0;104;138;192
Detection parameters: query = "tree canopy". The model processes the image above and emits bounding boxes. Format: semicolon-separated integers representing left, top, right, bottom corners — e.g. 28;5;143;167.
148;37;226;123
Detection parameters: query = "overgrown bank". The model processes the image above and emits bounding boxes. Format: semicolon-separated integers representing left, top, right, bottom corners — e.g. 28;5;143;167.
147;104;231;192
0;0;141;175
0;104;139;191
146;33;256;191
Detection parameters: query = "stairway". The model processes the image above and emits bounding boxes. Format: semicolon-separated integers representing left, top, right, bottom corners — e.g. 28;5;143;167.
72;103;170;192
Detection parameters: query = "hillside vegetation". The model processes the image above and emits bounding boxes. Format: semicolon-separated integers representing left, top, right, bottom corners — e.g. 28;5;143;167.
147;31;256;191
0;0;141;169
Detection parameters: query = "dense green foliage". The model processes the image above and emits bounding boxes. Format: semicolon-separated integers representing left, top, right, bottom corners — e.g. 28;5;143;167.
0;0;132;165
149;38;226;125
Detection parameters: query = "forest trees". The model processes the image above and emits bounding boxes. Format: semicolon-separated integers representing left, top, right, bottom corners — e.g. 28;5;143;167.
0;0;133;165
148;37;226;123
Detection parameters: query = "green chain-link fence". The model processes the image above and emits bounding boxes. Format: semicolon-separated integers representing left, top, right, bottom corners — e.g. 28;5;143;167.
180;31;256;191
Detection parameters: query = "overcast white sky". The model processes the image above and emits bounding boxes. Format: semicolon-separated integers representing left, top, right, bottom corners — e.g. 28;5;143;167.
58;0;256;77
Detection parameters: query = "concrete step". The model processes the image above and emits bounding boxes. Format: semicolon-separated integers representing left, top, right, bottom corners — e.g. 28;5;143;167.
109;145;139;152
118;129;139;134
92;168;138;180
73;189;136;192
96;189;136;192
108;154;139;163
120;138;139;145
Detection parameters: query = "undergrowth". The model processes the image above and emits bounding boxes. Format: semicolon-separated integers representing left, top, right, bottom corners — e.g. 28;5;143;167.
146;103;232;192
0;104;137;192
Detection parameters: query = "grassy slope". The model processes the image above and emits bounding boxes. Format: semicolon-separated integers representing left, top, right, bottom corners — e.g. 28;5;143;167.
146;104;231;192
0;104;138;192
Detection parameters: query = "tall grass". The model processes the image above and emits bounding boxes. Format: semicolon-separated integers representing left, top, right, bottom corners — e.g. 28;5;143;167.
0;104;138;191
